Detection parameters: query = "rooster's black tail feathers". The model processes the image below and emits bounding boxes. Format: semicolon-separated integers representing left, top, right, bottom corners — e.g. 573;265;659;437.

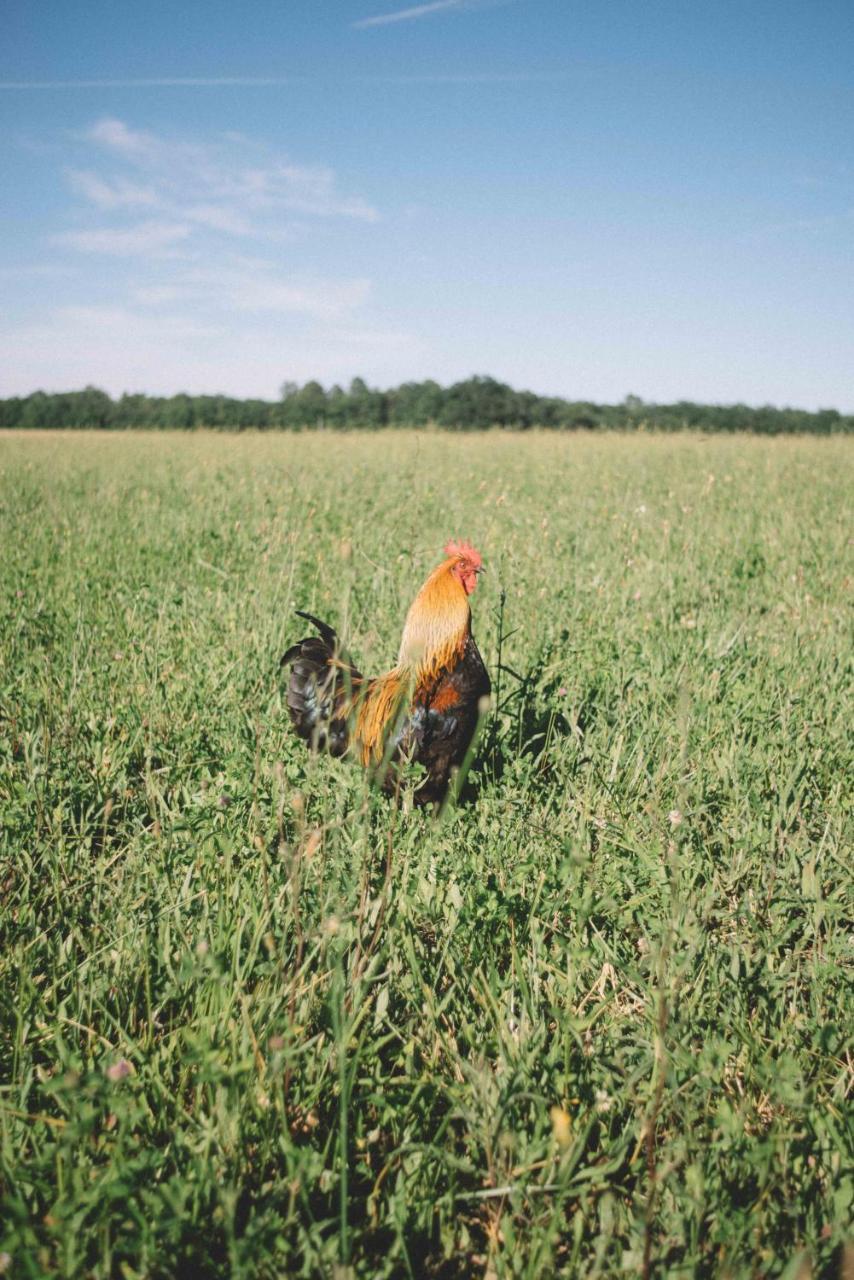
281;613;360;757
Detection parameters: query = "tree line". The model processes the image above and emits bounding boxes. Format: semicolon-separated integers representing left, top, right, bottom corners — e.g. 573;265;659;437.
0;376;850;434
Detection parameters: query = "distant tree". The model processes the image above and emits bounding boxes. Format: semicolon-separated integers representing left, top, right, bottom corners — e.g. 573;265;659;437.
0;396;22;428
326;384;348;428
347;377;385;427
163;395;194;429
622;394;645;428
77;386;114;428
294;381;328;428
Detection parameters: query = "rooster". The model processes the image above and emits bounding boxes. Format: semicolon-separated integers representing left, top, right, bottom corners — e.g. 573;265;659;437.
281;540;490;804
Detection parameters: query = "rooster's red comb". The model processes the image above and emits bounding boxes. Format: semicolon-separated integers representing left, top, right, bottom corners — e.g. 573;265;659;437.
443;539;483;568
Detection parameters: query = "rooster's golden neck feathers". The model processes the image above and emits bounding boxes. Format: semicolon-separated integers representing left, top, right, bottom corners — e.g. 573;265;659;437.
397;554;471;688
352;542;483;764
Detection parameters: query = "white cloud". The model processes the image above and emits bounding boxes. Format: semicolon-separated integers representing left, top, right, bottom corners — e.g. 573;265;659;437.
87;117;160;159
326;325;422;351
66;169;158;209
183;204;253;235
73;118;379;232
52;304;218;339
239;163;380;221
129;261;371;318
132;285;185;305
225;274;371;317
53;220;191;257
49;118;378;307
10;120;397;395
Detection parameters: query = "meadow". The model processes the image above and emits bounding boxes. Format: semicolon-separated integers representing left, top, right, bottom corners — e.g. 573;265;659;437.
1;428;851;1279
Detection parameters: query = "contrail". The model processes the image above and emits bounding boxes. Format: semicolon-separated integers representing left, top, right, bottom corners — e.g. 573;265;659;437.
0;68;554;91
353;0;465;28
0;76;308;90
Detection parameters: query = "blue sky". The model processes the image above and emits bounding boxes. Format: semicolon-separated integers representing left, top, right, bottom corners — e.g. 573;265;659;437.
2;0;853;408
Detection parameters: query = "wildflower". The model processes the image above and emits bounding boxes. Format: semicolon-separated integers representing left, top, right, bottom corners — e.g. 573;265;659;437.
550;1105;572;1149
668;809;683;827
106;1058;134;1082
594;1088;612;1114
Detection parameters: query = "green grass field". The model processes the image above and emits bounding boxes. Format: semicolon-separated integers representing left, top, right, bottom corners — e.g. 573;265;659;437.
1;429;851;1279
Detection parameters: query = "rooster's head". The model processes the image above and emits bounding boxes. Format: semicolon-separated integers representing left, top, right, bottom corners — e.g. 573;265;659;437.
444;539;484;596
